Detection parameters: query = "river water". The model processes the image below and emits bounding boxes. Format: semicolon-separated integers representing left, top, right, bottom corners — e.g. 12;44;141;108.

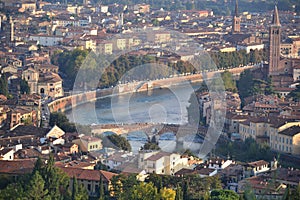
65;83;200;125
65;83;203;154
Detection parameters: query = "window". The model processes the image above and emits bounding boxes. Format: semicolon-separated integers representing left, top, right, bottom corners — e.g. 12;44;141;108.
87;184;91;191
290;139;292;145
286;138;288;144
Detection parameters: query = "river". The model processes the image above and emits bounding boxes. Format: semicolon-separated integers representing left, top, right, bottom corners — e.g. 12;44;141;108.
65;83;200;125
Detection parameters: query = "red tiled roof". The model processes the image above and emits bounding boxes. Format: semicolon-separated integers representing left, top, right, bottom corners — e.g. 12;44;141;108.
247;160;268;167
60;167;117;182
145;152;171;161
0;159;36;175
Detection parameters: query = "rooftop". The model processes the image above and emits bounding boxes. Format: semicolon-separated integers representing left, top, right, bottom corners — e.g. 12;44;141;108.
279;125;300;137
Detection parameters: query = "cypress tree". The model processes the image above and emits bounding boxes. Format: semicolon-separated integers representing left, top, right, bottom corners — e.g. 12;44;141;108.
175;184;183;200
99;175;105;200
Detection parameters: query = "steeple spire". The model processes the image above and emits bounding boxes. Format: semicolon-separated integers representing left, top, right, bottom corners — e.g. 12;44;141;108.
232;0;241;33
272;5;280;26
234;0;239;17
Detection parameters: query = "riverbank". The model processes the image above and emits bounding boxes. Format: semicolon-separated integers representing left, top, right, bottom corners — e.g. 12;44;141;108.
48;65;256;114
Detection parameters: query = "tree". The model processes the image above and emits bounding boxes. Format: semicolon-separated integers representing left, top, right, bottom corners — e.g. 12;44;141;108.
145;173;163;192
33;156;43;174
152;19;160;26
20;78;30;94
182;180;190;200
99;175;105;200
125;182;159;200
0;154;89;200
94;161;108;171
71;176;88;200
40;155;70;199
210;189;239;200
221;71;237;92
160;187;176;200
71;176;78;200
287;85;300;101
0;182;25;200
110;175;124;199
107;134;132;151
142;141;161;150
26;171;50;200
175;184;183;200
237;69;254;100
49;112;76;132
51;49;90;89
0;74;8;97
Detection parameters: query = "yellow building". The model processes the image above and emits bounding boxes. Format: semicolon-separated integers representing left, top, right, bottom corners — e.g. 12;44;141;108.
239;117;300;155
113;38;127;51
147;31;171;44
79;39;96;51
73;136;102;152
270;125;300;155
97;41;113;55
239;117;270;141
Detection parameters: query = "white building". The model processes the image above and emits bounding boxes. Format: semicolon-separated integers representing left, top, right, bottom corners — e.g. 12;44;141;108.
206;158;233;171
102;151;135;170
0;148;14;160
29;35;63;46
244;160;269;177
138;151;189;175
237;43;264;53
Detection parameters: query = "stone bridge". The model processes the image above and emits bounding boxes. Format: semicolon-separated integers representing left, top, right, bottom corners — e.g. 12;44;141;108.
91;123;208;138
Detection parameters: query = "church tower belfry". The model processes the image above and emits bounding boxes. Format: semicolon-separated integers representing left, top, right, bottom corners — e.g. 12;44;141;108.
268;5;281;76
9;16;14;42
232;0;241;33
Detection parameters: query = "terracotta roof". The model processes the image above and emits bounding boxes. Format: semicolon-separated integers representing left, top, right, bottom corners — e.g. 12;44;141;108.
175;168;196;176
60;167;117;182
247;160;268;168
145;152;172;161
55;161;94;169
8;125;49;137
0;159;36;175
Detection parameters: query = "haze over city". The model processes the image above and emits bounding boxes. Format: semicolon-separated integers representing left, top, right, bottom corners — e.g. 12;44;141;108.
0;0;299;199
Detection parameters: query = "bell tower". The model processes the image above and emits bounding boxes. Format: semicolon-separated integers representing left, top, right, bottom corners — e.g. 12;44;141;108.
232;0;241;33
268;5;281;76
